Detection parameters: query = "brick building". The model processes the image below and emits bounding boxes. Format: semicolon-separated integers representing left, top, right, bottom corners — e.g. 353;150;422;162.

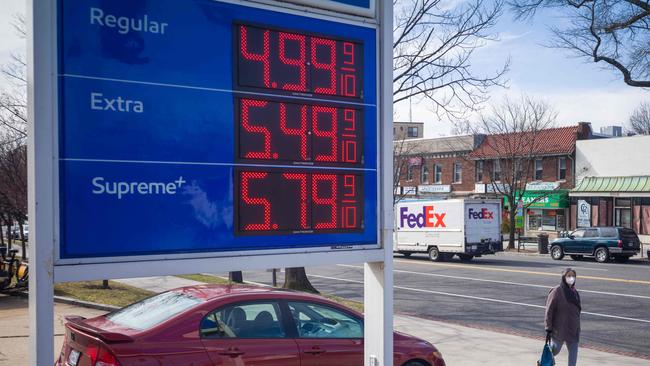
395;135;484;199
396;123;594;235
468;124;592;233
393;121;424;140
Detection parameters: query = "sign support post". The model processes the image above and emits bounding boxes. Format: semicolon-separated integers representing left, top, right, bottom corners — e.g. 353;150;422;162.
364;0;394;364
28;0;56;364
28;1;392;365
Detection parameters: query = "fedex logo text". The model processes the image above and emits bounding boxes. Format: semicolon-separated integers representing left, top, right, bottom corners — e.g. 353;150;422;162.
400;206;446;228
468;208;494;220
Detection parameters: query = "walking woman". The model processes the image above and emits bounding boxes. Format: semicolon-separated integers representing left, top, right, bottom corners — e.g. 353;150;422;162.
545;268;581;366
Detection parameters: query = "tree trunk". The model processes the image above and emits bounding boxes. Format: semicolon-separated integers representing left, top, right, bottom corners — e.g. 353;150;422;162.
0;218;4;247
102;280;110;289
508;205;517;250
283;267;319;294
18;220;26;260
229;271;243;283
5;217;12;247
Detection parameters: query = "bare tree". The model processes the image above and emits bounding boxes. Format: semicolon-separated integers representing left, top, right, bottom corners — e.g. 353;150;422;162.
393;136;421;205
288;0;510;292
465;96;558;249
0;14;28;259
629;102;650;135
509;0;650;88
394;0;509;121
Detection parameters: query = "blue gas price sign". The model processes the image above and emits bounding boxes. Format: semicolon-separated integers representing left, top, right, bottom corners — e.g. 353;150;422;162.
57;0;378;261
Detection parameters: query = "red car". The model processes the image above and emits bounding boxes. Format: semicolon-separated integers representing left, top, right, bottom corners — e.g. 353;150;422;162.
57;285;445;366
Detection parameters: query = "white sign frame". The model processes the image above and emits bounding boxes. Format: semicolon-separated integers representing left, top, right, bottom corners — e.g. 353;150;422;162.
28;1;393;365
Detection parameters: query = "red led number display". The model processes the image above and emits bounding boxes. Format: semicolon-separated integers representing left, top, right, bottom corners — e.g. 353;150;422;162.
238;24;363;99
237;170;363;234
238;98;363;165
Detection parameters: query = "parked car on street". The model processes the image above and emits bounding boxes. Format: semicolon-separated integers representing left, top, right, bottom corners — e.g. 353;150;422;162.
11;224;28;241
57;285;446;366
549;227;641;263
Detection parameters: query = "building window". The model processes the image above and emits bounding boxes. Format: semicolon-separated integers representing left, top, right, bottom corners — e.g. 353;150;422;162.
434;164;442;183
475;161;483;182
614;198;632;228
535;159;543;180
453;162;462;183
557;157;567;180
492;160;501;181
407;126;418;137
406;165;414;181
421;166;429;183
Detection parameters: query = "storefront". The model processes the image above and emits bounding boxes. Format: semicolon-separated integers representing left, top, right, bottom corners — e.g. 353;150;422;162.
569;176;650;238
505;190;569;233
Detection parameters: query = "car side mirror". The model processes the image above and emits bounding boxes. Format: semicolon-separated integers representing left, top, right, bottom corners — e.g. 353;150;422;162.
568;235;575;240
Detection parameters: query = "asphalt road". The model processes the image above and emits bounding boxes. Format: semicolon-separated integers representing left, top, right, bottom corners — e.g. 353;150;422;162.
242;253;650;359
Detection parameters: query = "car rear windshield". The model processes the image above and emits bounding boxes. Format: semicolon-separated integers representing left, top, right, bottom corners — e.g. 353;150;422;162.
619;228;639;240
106;291;203;331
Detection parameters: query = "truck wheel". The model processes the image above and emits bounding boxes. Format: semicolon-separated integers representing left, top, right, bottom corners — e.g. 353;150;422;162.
458;254;473;262
570;255;583;261
594;247;610;263
428;247;443;262
550;245;564;260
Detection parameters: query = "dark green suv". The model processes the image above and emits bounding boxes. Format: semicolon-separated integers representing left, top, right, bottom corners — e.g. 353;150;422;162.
549;227;641;263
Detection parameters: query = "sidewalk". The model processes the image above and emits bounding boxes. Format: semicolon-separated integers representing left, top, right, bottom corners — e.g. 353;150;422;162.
113;276;649;366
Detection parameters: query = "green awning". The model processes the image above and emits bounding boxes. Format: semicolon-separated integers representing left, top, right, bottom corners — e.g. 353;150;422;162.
572;176;650;193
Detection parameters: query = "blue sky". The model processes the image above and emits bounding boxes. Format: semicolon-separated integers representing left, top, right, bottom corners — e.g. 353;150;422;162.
1;0;647;137
395;3;649;137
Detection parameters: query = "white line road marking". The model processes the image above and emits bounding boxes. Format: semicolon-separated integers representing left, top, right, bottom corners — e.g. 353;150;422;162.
338;264;650;300
307;274;650;324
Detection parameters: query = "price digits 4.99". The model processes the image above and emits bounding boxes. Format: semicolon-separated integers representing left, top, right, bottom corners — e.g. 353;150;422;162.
238;24;363;98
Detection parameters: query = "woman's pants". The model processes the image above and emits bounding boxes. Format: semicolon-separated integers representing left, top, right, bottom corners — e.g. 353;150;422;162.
551;338;579;366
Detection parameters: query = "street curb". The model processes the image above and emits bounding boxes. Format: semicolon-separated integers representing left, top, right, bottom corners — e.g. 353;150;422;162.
52;295;119;312
11;290;120;312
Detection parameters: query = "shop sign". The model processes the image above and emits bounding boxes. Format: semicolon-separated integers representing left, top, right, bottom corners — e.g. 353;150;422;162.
408;157;422;166
403;186;417;195
418;184;451;193
487;183;511;194
526;182;560;191
475;183;486;193
577;200;591;227
505;191;569;209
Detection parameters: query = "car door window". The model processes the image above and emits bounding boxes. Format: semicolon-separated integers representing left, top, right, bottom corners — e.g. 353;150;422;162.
201;302;285;339
288;302;362;339
572;230;585;238
584;229;599;238
599;228;618;238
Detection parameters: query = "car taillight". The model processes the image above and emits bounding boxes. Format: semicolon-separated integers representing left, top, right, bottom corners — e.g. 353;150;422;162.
617;240;622;248
87;344;120;366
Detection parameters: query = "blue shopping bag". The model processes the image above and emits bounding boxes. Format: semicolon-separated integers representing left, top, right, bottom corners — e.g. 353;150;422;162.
537;340;555;366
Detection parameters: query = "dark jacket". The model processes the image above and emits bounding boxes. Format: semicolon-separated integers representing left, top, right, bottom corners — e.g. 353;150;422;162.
545;269;581;343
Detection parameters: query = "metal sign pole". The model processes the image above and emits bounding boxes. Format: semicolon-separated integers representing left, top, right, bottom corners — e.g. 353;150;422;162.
364;1;394;365
28;0;56;364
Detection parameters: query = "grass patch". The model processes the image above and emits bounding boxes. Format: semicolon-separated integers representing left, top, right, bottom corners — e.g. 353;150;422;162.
54;281;154;308
176;274;233;285
322;294;364;313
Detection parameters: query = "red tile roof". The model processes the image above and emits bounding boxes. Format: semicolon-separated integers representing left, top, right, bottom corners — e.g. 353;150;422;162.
468;126;579;159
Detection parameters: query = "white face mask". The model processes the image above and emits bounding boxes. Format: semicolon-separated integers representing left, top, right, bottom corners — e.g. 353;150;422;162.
566;276;576;286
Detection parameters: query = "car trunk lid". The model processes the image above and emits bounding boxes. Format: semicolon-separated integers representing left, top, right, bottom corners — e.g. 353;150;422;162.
61;315;132;366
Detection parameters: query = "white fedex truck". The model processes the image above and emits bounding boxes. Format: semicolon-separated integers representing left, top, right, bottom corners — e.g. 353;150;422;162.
394;199;503;261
